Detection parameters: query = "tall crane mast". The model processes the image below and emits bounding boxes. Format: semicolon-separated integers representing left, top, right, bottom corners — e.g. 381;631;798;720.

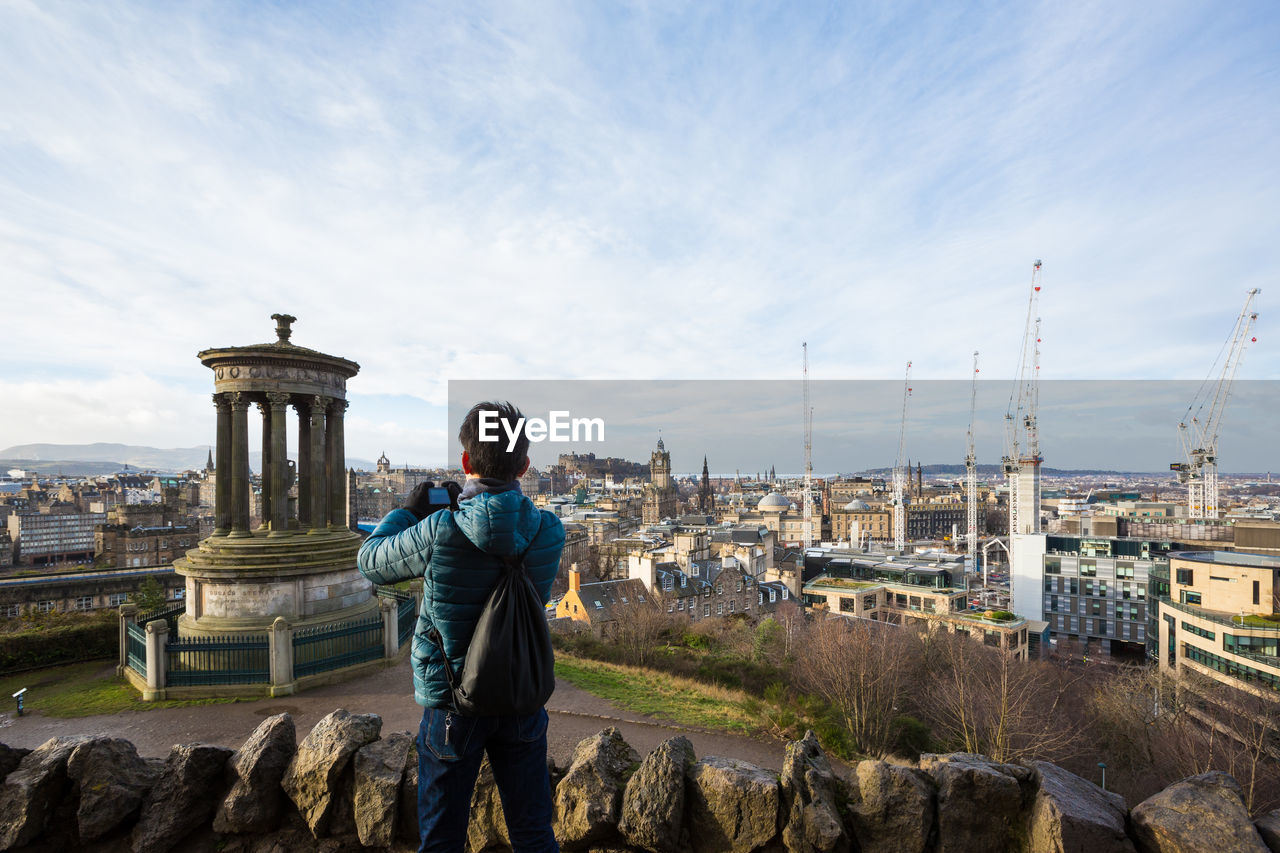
1002;260;1044;538
802;343;814;548
965;351;979;575
1173;288;1260;518
892;361;913;552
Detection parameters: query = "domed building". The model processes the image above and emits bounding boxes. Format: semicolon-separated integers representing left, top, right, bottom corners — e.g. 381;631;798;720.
831;496;891;546
756;492;794;512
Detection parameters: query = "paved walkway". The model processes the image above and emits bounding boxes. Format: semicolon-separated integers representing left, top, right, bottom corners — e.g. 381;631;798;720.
0;657;792;770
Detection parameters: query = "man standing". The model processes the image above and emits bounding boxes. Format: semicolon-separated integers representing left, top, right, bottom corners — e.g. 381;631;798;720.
358;401;563;853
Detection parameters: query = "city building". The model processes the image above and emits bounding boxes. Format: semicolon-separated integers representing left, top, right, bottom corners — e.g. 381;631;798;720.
800;547;1034;659
554;567;649;635
0;566;184;617
6;508;106;566
642;437;678;524
95;523;199;569
1153;550;1280;698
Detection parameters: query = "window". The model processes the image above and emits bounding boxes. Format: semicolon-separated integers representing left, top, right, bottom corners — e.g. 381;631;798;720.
840;597;857;613
716;602;723;615
1180;591;1202;606
729;600;736;613
37;600;55;613
715;583;723;595
781;588;788;600
594;600;603;609
109;593;128;607
3;605;20;618
758;592;764;605
678;599;685;611
668;602;675;613
863;595;876;610
75;596;93;611
1254;580;1260;606
173;588;185;600
769;589;777;603
1176;568;1194;586
1181;621;1214;640
704;604;711;616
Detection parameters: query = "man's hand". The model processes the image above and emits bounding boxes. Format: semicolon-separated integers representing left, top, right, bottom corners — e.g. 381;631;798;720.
403;481;463;521
404;482;437;521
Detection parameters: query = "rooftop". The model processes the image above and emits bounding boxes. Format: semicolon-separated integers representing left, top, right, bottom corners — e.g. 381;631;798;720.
1170;550;1280;569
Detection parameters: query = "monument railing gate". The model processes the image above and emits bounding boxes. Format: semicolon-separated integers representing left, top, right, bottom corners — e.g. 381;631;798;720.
292;613;384;678
124;620;147;678
118;582;416;698
165;633;270;686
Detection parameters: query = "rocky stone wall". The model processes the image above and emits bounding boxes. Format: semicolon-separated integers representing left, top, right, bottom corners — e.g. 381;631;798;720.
0;709;1277;853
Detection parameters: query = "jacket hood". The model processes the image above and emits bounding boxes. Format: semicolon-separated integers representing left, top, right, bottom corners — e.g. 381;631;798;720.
452;489;542;556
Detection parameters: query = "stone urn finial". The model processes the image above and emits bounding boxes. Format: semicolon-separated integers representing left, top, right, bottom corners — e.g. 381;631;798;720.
270;313;297;344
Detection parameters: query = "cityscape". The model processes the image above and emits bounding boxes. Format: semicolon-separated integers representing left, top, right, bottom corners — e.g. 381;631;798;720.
1;1;1278;851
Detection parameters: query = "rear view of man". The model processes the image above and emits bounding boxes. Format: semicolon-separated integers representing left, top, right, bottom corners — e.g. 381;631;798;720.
358;401;563;853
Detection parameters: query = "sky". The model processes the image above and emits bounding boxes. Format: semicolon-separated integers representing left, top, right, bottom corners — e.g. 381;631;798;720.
1;1;1277;469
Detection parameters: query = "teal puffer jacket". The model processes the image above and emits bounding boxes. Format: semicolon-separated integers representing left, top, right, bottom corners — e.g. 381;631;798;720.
357;490;563;709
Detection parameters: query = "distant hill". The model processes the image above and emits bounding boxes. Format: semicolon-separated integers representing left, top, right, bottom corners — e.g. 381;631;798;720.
857;463;1169;477
0;443;377;476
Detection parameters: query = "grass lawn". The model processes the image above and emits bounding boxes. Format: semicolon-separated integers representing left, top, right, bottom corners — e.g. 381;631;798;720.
0;661;242;718
554;654;779;737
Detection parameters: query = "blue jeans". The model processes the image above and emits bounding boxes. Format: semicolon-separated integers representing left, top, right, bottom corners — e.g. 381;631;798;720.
416;705;558;853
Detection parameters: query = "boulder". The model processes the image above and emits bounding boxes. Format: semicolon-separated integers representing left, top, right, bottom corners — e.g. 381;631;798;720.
1025;760;1133;853
213;712;297;834
354;730;414;848
0;743;31;781
1130;771;1268;853
0;735;91;849
847;759;935;853
553;727;640;849
281;708;382;838
468;755;510;853
399;756;420;844
1256;810;1280;853
131;742;234;853
66;737;162;842
779;732;849;853
686;756;780;853
919;753;1027;853
619;735;696;853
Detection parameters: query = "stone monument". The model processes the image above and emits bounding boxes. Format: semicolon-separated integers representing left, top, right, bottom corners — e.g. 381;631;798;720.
173;314;375;638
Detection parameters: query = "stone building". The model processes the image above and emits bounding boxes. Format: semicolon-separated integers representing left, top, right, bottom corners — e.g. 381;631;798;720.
641;436;678;524
95;523;199;569
6;507;106;566
173;314;373;642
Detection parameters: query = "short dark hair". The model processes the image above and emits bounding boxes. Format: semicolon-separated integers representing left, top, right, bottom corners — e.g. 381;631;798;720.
458;401;529;480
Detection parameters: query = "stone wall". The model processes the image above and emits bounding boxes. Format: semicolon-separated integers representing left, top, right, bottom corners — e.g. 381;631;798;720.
0;709;1277;853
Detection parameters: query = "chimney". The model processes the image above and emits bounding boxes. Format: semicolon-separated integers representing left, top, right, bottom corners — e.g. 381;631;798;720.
569;563;582;592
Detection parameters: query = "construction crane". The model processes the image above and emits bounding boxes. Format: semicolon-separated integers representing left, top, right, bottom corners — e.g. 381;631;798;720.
965;351;979;575
802;343;814;548
1172;288;1260;518
892;361;913;552
1002;260;1044;538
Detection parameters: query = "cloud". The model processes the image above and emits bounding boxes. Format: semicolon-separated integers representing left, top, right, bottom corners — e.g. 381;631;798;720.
1;1;1277;462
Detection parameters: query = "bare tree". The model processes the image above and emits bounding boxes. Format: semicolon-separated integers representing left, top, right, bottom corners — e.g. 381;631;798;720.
610;594;672;667
925;631;1083;764
794;615;909;757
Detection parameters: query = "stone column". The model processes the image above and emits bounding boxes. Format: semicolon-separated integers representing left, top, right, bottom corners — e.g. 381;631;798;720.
308;395;327;533
296;400;312;528
267;392;291;536
213;394;231;536
327;400;348;530
381;596;398;658
144;619;168;701
257;400;272;529
269;616;295;696
229;392;252;537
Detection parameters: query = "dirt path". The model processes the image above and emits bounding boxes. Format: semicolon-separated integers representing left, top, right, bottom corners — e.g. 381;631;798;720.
0;658;791;770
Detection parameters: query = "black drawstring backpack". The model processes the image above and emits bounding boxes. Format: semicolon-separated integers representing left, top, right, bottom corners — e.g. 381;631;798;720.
426;552;556;717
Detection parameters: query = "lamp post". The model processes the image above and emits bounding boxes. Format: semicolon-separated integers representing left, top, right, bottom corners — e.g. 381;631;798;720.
1098;761;1107;792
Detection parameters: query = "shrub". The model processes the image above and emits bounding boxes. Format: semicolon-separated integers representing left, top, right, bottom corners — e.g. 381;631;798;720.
0;620;117;675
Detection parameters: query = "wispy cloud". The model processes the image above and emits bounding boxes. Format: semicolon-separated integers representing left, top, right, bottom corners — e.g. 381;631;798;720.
1;1;1276;464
